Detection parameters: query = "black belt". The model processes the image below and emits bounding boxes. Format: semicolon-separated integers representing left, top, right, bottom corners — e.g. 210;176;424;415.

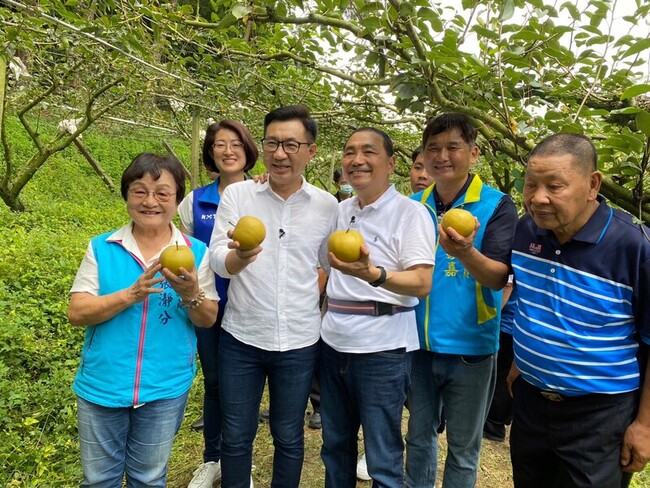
327;298;414;316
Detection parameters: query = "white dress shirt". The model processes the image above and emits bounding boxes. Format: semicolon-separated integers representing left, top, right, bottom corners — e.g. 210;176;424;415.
321;185;436;353
210;179;338;351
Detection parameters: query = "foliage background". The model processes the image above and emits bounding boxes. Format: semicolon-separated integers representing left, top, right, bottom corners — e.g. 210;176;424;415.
2;0;650;486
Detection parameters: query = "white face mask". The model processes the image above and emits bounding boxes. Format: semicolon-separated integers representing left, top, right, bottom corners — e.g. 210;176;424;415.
340;184;353;195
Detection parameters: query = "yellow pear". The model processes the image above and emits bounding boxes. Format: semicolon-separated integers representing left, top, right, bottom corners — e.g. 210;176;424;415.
440;208;475;237
232;216;266;251
327;229;365;262
160;243;195;275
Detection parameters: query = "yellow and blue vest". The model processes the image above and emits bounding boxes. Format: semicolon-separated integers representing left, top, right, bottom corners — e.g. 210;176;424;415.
411;176;506;354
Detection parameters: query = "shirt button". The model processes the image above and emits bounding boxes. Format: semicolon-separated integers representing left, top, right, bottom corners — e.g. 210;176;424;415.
555;250;561;255
550;268;556;273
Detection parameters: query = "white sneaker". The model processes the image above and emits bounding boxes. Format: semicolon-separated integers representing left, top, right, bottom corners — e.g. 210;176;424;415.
356;453;372;481
188;461;222;488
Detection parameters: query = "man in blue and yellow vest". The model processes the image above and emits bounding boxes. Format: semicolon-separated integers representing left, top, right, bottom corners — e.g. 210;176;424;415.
405;113;518;488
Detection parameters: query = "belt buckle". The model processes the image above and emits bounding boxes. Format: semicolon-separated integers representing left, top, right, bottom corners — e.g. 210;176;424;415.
374;302;394;316
540;391;564;402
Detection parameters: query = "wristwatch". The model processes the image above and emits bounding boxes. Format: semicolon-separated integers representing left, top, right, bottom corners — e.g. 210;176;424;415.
181;289;205;309
368;266;387;287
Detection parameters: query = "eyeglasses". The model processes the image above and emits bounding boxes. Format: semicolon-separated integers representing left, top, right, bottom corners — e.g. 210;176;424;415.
261;139;312;154
128;188;176;202
212;141;244;151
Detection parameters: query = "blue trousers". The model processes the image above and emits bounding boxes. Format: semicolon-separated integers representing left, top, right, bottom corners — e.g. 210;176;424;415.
77;392;187;488
218;331;318;488
320;342;411;488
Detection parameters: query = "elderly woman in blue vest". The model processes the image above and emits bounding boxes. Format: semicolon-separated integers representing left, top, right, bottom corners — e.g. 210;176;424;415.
178;120;258;488
67;152;219;487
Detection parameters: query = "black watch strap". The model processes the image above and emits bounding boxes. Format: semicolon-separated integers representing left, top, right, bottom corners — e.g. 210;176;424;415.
368;266;387;287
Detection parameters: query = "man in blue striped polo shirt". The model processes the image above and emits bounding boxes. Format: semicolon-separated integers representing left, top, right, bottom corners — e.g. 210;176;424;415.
509;133;650;487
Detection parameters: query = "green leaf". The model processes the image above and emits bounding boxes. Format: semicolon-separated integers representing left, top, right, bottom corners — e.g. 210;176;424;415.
621;38;650;59
621;84;650;100
473;26;499;41
499;0;515;22
215;12;238;30
360;16;382;30
635;111;650;137
232;4;251;19
560;2;580;20
610;107;642;115
418;7;443;32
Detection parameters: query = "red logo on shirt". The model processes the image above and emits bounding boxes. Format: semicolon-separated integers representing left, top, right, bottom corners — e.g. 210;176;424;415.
529;242;542;255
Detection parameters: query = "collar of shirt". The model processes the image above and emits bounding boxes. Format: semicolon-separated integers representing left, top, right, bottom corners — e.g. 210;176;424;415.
261;176;313;202
433;174;475;215
107;223;190;265
350;184;399;214
197;178;221;206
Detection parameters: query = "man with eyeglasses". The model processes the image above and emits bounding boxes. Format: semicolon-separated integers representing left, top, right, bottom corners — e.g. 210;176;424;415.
209;105;338;488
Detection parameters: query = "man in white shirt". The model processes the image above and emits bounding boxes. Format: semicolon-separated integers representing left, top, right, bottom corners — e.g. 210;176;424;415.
209;105;338;488
320;128;437;488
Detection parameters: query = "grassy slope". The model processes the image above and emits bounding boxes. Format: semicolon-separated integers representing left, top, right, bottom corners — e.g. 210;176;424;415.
1;118;648;487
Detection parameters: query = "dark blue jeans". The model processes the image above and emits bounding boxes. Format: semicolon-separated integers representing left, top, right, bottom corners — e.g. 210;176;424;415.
320;342;411;488
218;331;319;488
195;324;222;463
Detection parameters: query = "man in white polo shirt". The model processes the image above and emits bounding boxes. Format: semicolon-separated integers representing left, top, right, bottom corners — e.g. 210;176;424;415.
320;127;436;488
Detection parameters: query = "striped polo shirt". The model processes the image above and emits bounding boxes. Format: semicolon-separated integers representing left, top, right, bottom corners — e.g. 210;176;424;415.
511;197;650;396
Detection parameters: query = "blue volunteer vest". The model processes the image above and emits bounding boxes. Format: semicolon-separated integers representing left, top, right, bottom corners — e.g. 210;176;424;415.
192;180;229;325
412;176;506;354
73;232;207;407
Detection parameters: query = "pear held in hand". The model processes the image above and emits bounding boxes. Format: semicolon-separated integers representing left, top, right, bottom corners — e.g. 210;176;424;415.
232;216;266;251
440;208;475;238
160;242;195;275
328;229;365;262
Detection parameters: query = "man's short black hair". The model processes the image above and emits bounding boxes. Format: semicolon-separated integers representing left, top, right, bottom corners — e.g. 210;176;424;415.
422;113;478;147
412;146;423;163
346;127;394;157
264;105;318;142
528;133;598;174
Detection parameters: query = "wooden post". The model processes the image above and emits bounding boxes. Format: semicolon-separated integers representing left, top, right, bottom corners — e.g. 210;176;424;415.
163;140;191;178
190;108;201;189
73;138;116;191
329;152;337;192
0;55;6;143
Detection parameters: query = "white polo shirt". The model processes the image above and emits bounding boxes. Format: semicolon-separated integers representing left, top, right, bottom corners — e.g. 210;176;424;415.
321;185;436;353
210;179;338;351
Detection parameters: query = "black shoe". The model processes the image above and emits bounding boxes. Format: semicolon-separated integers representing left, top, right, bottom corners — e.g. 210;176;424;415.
308;411;322;429
483;420;506;442
191;415;204;431
259;409;270;423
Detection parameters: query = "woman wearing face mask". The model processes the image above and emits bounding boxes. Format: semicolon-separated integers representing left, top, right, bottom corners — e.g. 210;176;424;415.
178;120;259;488
333;168;353;201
